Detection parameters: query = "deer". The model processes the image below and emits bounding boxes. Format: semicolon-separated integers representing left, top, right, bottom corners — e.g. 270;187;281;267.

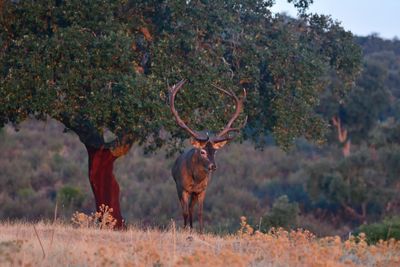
169;79;246;232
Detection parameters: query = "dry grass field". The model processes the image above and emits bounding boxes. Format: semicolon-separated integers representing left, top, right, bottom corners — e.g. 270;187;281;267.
0;217;399;267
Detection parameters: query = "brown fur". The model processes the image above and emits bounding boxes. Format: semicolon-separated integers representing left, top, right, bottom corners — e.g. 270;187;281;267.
172;141;225;232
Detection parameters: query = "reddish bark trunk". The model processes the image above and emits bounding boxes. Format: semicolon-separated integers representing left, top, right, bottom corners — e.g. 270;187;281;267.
86;146;124;229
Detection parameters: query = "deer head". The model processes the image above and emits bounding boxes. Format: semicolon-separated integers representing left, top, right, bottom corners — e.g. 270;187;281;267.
169;79;246;171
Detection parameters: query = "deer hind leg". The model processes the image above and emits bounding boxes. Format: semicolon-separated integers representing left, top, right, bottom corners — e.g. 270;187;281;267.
189;193;199;229
180;191;190;228
197;191;206;233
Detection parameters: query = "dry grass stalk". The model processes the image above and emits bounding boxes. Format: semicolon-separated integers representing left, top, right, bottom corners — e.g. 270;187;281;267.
33;225;45;259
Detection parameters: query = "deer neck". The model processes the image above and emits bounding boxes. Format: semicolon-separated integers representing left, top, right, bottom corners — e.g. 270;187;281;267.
189;149;210;182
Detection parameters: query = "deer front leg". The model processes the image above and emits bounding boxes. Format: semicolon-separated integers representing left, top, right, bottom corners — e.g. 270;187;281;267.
180;191;190;228
197;191;206;233
189;194;198;229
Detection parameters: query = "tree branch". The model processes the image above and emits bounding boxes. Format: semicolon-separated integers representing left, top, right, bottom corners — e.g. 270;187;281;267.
105;134;135;158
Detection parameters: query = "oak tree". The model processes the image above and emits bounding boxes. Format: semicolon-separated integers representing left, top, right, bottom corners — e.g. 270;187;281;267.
0;0;361;227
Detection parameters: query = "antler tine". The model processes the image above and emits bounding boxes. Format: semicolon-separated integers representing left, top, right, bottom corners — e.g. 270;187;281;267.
169;80;208;141
212;115;248;143
211;84;247;139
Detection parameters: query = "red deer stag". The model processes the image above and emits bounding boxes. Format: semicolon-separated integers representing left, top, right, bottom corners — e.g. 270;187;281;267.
169;79;246;232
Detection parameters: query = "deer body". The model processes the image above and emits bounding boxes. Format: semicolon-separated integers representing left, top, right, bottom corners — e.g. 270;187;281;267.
172;148;211;194
172;148;210;231
169;79;246;232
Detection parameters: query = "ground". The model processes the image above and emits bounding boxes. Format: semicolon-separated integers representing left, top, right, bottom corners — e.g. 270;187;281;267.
0;220;399;266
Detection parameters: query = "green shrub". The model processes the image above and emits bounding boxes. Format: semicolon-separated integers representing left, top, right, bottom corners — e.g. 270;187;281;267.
58;186;84;209
263;195;299;231
355;217;400;244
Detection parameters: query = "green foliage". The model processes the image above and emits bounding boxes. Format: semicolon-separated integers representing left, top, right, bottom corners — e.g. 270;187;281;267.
303;35;400;227
58;186;84;208
355;217;400;244
0;0;163;148
245;12;361;148
1;0;361;150
287;0;314;13
318;35;400;145
263;195;299;230
340;59;390;142
306;147;398;223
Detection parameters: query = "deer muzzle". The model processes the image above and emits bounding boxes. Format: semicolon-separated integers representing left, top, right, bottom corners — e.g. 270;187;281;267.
208;163;217;172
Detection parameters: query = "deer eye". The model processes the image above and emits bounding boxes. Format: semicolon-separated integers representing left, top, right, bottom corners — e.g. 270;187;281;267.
200;149;207;156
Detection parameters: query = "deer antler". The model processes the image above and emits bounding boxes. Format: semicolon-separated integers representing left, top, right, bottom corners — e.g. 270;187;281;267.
211;84;247;142
169;80;209;141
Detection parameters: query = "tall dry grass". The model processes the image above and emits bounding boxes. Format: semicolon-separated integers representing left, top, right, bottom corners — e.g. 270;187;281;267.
0;219;399;267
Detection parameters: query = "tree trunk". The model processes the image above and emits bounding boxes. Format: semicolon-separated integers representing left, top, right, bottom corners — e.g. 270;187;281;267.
332;116;351;157
86;145;124;229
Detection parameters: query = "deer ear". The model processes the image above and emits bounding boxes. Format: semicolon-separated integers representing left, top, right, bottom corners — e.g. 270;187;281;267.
190;138;207;148
211;140;228;150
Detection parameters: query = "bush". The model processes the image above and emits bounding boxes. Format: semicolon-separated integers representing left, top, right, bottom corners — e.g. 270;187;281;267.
263;195;299;231
355;217;400;244
58;186;84;210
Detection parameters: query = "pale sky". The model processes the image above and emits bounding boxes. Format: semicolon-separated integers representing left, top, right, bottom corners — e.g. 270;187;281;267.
271;0;400;39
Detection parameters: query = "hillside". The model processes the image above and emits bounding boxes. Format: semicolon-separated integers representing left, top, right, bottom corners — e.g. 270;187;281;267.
0;119;310;234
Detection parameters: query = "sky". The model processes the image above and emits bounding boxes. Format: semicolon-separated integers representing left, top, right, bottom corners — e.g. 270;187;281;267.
271;0;400;39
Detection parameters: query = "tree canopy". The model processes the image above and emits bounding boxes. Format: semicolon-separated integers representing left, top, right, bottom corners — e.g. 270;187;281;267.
1;0;361;150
